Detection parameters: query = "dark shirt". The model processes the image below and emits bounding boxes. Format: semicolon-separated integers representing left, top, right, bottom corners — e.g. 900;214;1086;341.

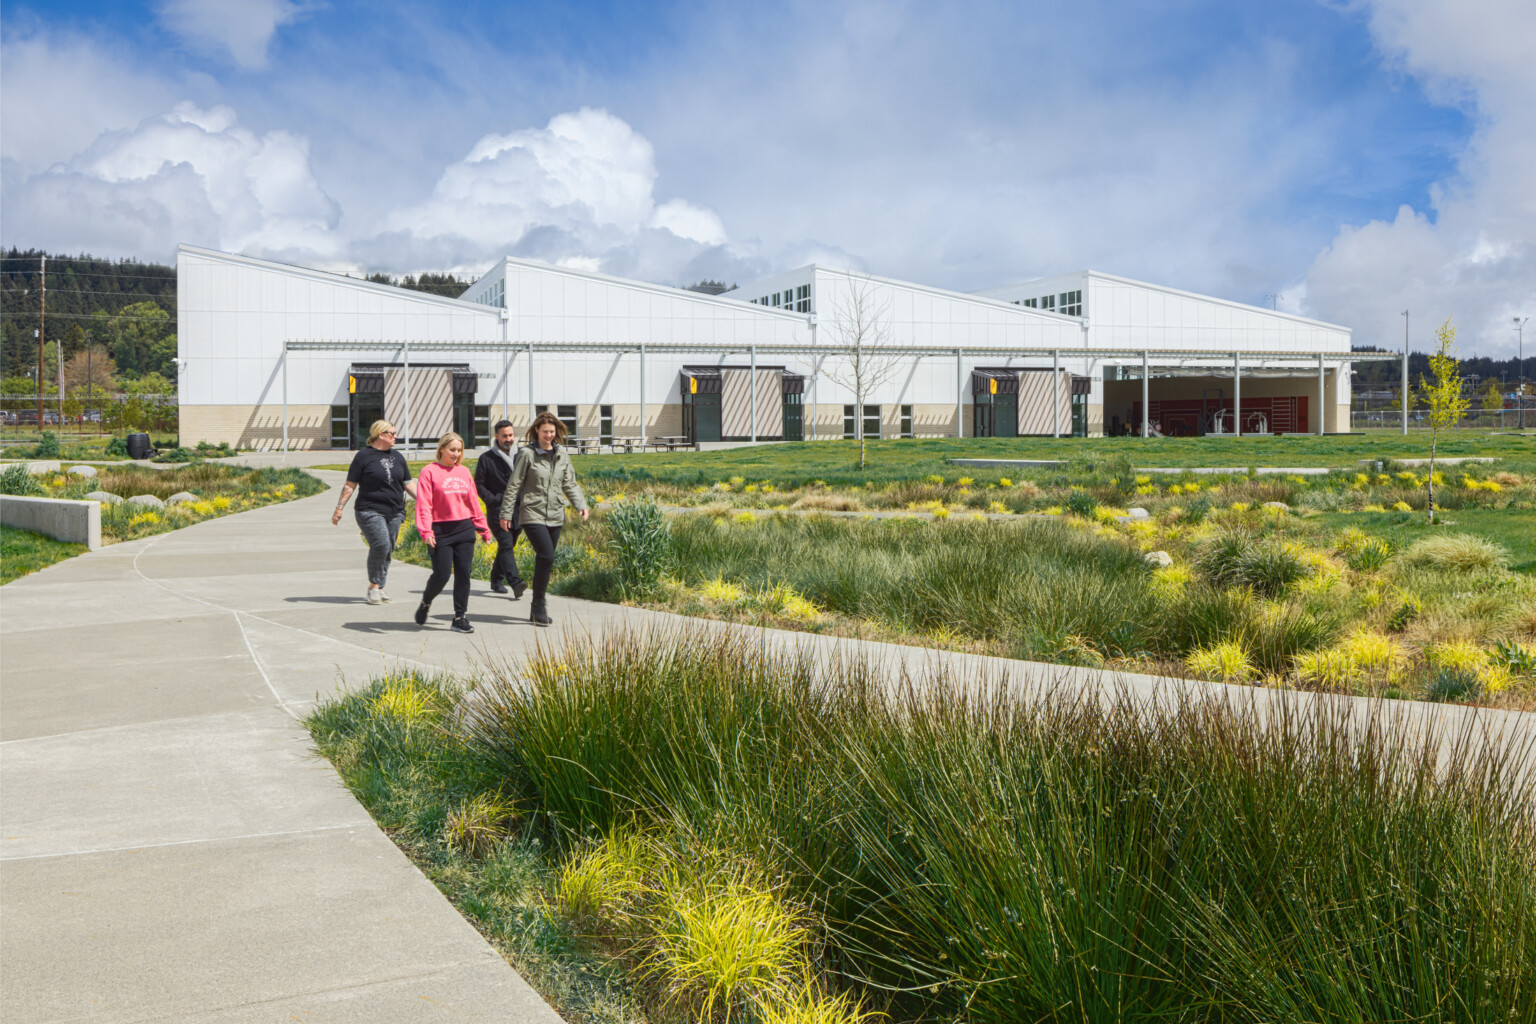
474;444;518;507
347;446;411;517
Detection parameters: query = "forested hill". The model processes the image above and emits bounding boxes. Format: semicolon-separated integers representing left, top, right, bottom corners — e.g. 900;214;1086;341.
0;250;475;387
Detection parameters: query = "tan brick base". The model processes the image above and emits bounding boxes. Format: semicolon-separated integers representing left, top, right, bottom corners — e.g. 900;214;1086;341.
180;404;334;450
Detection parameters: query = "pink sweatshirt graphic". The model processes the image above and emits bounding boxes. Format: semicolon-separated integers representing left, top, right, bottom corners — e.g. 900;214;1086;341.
415;463;491;545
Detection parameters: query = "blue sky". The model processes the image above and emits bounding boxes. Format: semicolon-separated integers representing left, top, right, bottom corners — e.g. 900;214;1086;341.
2;0;1532;355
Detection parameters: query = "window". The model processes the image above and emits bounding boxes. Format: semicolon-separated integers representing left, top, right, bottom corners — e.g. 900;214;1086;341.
900;404;914;438
547;404;576;439
478;279;505;308
863;404;881;440
843;404;856;440
1022;297;1037;308
772;291;781;307
760;295;770;306
600;404;613;444
1059;290;1083;316
1040;294;1055;312
794;284;811;312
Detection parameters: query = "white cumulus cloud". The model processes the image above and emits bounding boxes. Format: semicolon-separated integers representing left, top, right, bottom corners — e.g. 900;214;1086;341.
1302;0;1536;357
376;107;737;278
2;102;340;260
157;0;308;69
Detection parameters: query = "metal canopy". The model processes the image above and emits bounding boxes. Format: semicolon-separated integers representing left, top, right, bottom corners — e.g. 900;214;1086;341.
284;339;1394;364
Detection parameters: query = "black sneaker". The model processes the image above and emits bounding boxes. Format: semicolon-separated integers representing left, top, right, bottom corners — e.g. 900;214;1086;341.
490;578;508;594
451;616;474;634
414;600;430;626
511;579;528;599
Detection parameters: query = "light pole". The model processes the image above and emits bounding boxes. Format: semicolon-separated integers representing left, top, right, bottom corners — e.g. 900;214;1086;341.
1516;317;1529;431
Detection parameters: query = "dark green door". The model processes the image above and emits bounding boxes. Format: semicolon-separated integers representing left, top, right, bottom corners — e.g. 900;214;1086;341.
996;392;1017;438
352;393;384;449
782;395;803;441
694;392;722;442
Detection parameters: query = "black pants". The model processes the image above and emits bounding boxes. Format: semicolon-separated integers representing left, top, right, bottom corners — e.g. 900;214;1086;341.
488;519;524;586
422;519;475;618
520;523;562;603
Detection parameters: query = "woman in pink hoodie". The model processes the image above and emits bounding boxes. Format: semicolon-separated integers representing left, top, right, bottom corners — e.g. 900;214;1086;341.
412;432;492;633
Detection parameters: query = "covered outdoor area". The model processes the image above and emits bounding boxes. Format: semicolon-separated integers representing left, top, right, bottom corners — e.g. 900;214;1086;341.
1099;352;1385;437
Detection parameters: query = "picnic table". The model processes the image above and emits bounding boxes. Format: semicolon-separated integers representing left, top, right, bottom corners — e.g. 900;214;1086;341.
649;435;695;451
608;435;645;453
570;437;605;454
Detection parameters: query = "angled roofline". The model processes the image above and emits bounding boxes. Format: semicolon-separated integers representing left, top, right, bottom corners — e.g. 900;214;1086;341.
493;255;810;322
986;268;1350;334
800;264;1087;326
177;244;501;316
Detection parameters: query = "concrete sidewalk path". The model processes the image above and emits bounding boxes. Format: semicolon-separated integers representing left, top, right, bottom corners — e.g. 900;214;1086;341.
4;469;1532;1023
0;472;577;1023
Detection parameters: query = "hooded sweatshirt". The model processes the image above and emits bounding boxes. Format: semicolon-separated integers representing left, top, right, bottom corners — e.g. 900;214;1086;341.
415;462;491;545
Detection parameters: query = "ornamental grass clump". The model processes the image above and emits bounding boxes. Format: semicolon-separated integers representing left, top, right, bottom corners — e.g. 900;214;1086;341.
456;627;1536;1023
1186;641;1256;683
646;869;809;1022
1400;534;1510;573
606;495;670;598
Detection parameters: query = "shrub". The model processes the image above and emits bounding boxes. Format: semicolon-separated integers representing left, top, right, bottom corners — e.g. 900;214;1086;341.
646;870;808;1021
1294;647;1361;690
1400;534;1510;573
1195;534;1313;598
1426;667;1483;704
442;792;518;858
1186;641;1256;683
104;435;129;457
31;431;60;458
1064;490;1097;519
0;463;44;496
606;496;670;598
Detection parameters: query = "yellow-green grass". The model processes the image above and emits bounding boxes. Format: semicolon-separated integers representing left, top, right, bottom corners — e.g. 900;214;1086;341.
1;526;86;584
14;464;326;543
307;631;1536;1023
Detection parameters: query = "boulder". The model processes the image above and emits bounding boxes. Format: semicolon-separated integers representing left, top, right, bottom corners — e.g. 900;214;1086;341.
126;494;166;509
67;465;98;478
24;461;60;475
1125;507;1150;520
166;491;196;506
1262;501;1290;513
84;491;122;504
1144;550;1174;568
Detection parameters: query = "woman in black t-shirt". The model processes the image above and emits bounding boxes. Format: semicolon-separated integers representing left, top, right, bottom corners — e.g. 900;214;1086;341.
332;419;418;604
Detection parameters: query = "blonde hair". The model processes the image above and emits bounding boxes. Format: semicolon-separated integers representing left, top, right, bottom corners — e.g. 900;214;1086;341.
367;419;396;444
525;410;568;445
435;432;465;459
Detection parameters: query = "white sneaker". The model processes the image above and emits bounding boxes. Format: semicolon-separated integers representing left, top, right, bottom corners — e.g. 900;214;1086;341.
378;590;393;603
366;588;383;605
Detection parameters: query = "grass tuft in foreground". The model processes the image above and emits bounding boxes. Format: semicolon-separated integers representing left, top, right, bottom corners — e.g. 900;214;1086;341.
309;628;1536;1023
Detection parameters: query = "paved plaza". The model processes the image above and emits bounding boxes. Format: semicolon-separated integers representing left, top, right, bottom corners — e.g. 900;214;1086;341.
2;469;1530;1021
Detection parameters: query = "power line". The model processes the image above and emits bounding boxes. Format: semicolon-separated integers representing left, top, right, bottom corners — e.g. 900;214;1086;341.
0;311;173;322
0;288;175;299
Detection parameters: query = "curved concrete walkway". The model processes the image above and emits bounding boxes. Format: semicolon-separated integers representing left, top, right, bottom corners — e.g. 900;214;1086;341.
3;471;1531;1022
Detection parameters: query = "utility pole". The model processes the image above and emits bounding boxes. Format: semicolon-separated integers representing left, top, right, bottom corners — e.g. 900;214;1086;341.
37;254;46;430
86;334;92;431
1401;310;1409;435
1264;293;1279;311
1516;317;1529;431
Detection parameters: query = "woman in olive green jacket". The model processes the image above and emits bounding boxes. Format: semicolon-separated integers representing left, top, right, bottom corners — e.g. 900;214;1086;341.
498;410;588;626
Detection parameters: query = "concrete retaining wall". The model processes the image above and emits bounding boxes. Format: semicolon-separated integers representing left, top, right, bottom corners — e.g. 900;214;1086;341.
0;496;102;550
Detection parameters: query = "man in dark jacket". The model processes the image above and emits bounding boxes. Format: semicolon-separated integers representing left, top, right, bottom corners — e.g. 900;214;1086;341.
474;420;527;597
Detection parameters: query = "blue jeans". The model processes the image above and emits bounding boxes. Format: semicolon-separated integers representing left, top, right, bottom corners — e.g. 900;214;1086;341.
356;509;405;587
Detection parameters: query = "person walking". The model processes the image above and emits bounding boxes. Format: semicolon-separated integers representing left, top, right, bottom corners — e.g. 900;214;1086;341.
333;419;416;604
474;418;527;598
498;411;588;627
413;432;493;634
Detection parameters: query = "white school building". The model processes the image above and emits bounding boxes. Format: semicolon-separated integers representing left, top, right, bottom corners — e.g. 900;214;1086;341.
175;244;1371;450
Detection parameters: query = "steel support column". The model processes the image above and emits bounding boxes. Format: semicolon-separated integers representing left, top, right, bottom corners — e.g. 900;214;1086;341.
1233;351;1241;437
1141;350;1149;437
640;342;647;445
956;349;964;438
402;341;411;452
527;341;534;430
1052;349;1061;438
281;345;288;453
750;344;757;443
1318;353;1326;436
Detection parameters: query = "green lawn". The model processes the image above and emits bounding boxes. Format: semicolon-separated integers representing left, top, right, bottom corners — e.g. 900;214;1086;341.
320;432;1536;485
1315;507;1536;574
0;526;86;584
